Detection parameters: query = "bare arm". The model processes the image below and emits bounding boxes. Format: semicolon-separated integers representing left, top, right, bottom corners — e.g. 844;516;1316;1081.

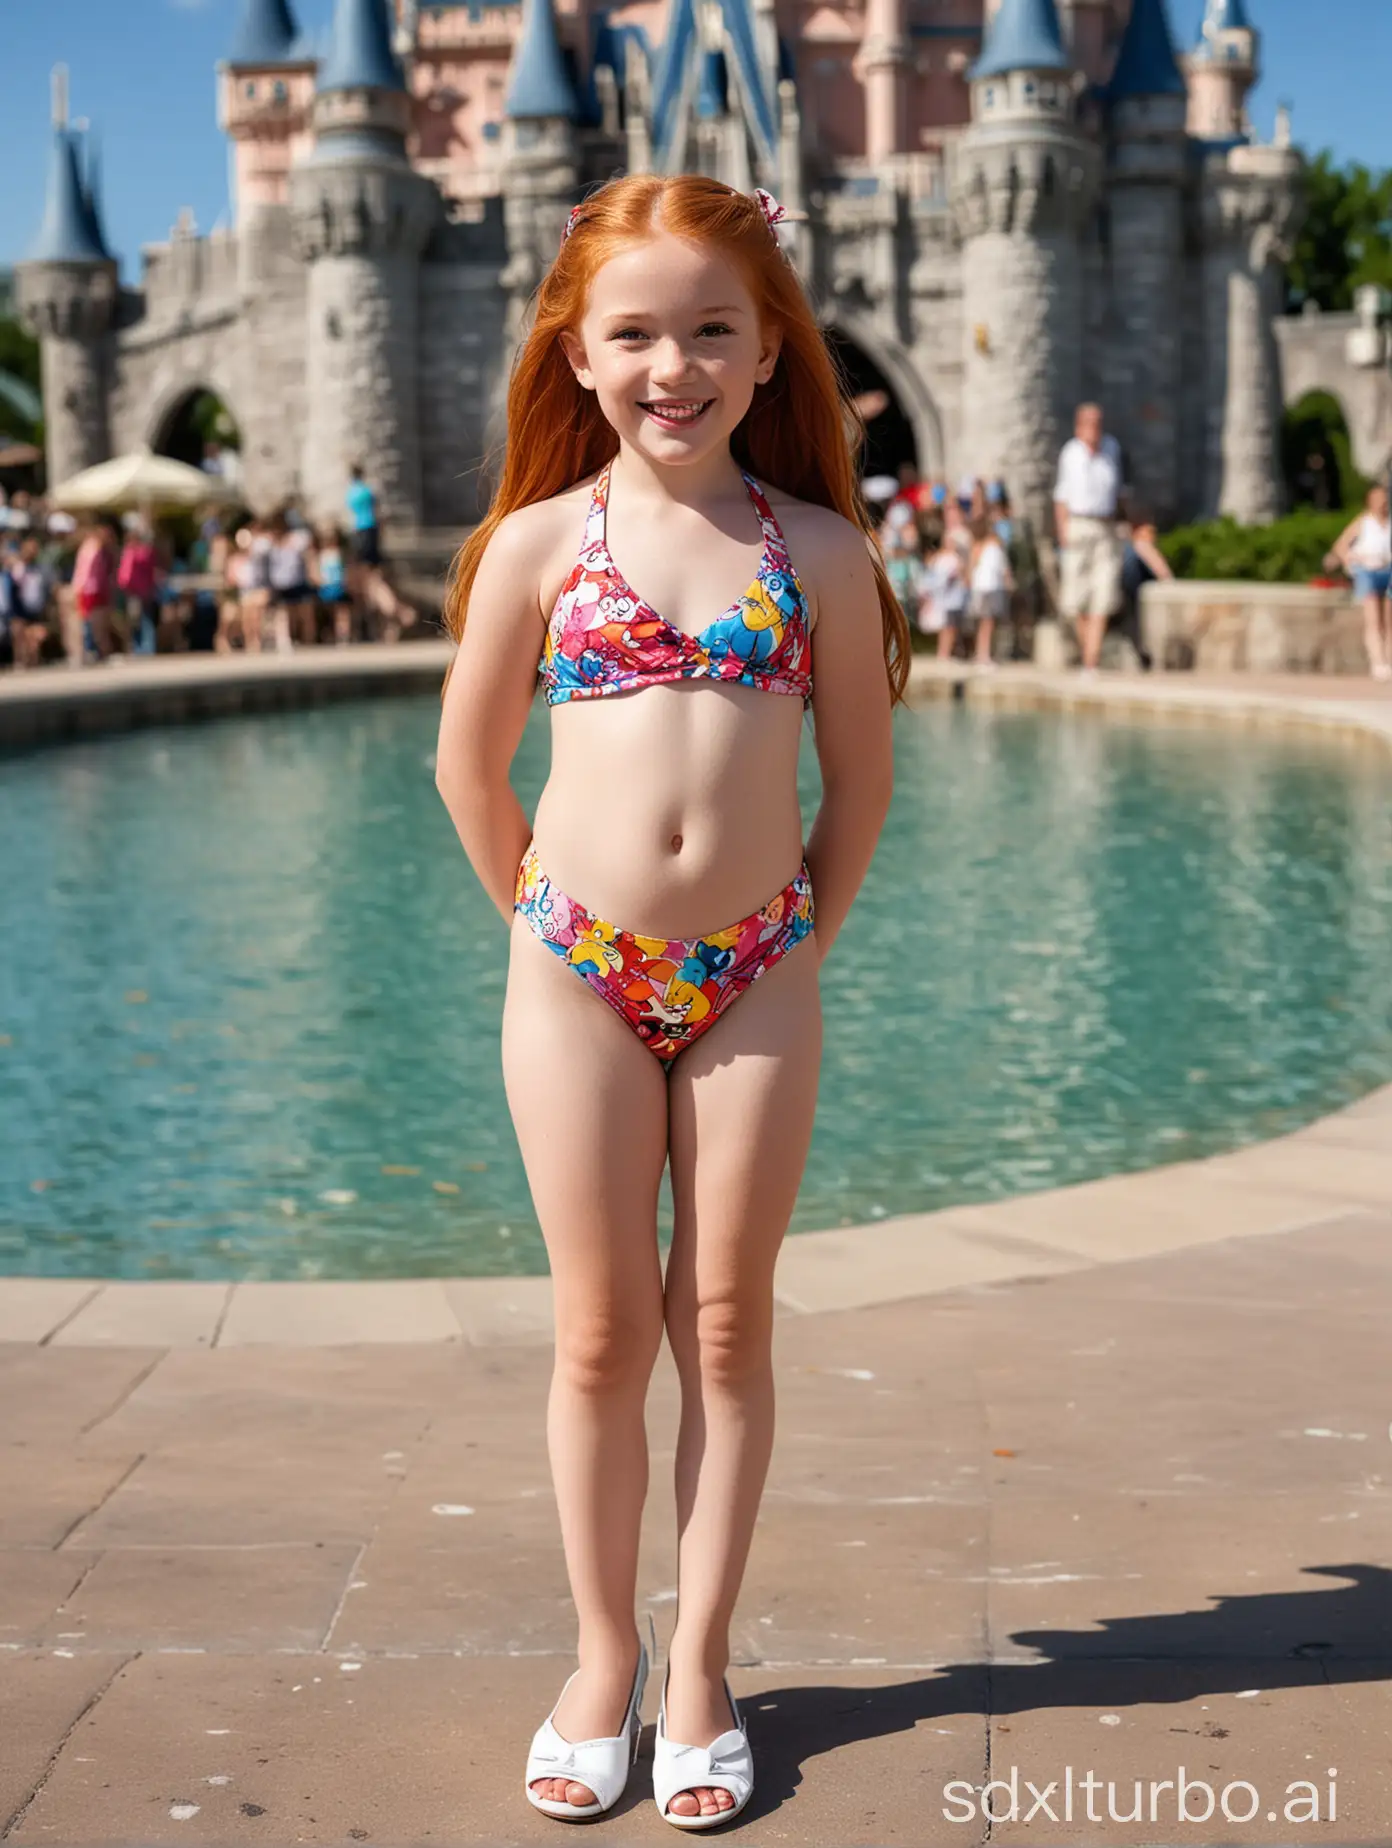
434;509;554;923
1326;514;1362;572
1134;535;1172;581
1053;500;1069;548
803;518;895;962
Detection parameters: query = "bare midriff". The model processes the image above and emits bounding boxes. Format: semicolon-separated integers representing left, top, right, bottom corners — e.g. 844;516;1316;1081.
531;679;807;938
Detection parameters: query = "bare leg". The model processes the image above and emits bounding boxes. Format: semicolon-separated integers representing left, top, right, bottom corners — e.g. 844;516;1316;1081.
660;937;823;1820
936;625;956;661
1362;593;1389;676
503;917;669;1809
973;618;995;664
1078;612;1105;668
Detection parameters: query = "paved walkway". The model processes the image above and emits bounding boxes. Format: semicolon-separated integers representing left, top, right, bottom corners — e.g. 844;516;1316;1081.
3;653;1391;1840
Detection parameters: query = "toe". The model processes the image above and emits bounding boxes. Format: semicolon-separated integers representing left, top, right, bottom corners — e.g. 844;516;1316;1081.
564;1780;597;1807
667;1791;701;1817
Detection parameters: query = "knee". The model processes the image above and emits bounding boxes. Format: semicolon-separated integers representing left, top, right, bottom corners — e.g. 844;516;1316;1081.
556;1309;661;1395
684;1294;773;1389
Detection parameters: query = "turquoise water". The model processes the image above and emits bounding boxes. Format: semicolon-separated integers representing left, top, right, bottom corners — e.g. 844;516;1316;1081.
1;698;1389;1280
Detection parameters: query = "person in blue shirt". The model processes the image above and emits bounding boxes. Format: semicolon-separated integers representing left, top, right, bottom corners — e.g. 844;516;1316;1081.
345;464;381;568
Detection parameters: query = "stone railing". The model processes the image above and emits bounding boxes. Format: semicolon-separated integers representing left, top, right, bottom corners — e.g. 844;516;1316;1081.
1141;579;1365;675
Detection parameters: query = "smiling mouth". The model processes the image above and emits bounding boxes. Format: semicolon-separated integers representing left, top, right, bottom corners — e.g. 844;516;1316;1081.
639;400;714;426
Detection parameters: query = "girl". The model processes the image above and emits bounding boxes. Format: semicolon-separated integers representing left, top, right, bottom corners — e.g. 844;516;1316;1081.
314;524;354;645
117;516;162;655
1326;484;1392;681
72;519;117;662
966;512;1013;668
434;176;905;1830
925;501;970;660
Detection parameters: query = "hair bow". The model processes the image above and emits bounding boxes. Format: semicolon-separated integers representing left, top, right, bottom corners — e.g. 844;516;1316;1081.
753;188;787;236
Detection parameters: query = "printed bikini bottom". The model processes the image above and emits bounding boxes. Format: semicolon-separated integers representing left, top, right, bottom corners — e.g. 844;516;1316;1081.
513;840;815;1068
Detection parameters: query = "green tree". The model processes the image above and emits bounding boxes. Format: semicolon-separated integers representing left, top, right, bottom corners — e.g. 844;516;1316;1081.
0;312;42;444
1287;151;1392;312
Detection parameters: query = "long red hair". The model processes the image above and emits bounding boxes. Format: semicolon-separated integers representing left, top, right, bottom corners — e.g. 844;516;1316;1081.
441;174;911;705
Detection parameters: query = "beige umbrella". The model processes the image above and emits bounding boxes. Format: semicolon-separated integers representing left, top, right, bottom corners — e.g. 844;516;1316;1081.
49;446;239;514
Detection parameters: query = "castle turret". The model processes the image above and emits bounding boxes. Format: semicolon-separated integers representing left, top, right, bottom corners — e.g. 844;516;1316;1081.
1104;0;1186;524
499;0;580;337
14;71;118;489
218;0;317;229
949;0;1099;525
1184;0;1257;143
1199;136;1302;524
288;0;439;527
856;0;907;169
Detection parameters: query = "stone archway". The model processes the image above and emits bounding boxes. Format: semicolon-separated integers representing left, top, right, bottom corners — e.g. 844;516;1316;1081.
821;310;946;483
1274;313;1392;483
148;383;243;476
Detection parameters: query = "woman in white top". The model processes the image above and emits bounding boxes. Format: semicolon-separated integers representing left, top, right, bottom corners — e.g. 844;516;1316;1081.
1327;484;1392;681
966;514;1014;669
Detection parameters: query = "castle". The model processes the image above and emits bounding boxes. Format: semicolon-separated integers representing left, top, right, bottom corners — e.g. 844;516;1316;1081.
16;0;1314;537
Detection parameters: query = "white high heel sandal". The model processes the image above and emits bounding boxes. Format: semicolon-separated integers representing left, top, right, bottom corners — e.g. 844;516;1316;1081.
653;1665;755;1830
524;1619;653;1822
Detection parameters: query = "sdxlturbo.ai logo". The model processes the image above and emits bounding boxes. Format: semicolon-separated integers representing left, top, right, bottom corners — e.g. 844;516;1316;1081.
942;1764;1338;1826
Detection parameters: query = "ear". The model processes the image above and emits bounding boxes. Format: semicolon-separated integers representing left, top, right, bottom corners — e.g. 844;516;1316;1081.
559;328;596;392
754;322;782;387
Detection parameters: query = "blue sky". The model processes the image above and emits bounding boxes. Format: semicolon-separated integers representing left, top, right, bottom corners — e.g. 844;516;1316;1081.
1;0;1387;276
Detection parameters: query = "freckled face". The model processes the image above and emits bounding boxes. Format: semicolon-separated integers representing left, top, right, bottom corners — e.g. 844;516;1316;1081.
560;233;781;467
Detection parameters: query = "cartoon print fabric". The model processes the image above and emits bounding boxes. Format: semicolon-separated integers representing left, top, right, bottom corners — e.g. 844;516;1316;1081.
540;461;814;707
514;841;816;1067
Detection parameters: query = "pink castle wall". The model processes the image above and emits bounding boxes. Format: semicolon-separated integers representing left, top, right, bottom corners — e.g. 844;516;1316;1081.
226;0;1167;222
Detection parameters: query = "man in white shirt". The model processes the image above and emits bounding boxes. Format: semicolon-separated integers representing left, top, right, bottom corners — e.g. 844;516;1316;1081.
1053;403;1128;673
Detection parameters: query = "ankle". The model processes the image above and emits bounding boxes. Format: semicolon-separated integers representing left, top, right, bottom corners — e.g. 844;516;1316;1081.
576;1626;642;1673
664;1635;729;1680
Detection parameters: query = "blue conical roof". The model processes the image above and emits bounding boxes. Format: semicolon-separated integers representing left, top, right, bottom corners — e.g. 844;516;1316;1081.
30;127;108;264
1202;0;1251;32
1109;0;1184;96
317;0;405;92
505;0;580;120
227;0;300;64
972;0;1070;78
76;131;112;259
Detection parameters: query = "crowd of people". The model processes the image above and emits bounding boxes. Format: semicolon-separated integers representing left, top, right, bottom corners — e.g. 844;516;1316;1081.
869;469;1038;670
0;465;418;672
867;402;1175;673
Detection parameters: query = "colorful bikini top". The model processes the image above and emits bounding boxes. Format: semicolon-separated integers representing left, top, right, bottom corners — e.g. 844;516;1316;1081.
540;460;813;707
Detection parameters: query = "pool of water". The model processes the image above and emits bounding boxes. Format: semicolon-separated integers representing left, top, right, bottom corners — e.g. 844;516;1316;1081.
2;697;1389;1279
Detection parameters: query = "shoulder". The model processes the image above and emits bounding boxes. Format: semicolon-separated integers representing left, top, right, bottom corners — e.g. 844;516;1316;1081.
471;477;598;614
479;479;593;566
760;488;873;577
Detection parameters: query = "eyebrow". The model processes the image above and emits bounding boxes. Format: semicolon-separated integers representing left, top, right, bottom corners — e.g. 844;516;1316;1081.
599;304;746;320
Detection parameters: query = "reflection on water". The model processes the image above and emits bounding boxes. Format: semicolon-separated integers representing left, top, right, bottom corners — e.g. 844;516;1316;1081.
1;698;1388;1279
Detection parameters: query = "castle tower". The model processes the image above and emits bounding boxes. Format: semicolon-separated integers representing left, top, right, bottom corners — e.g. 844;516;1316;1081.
218;0;317;230
499;0;581;338
1104;0;1186;524
1199;137;1301;524
1184;0;1257;142
14;71;119;489
856;0;907;169
288;0;439;527
949;0;1100;525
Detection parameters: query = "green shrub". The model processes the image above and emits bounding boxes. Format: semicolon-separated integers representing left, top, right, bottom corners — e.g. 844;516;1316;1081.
1158;507;1357;584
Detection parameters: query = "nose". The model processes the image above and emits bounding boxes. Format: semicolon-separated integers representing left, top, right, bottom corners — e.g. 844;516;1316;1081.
648;336;693;386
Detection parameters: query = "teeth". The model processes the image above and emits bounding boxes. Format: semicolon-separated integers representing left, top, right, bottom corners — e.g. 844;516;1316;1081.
644;402;707;422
